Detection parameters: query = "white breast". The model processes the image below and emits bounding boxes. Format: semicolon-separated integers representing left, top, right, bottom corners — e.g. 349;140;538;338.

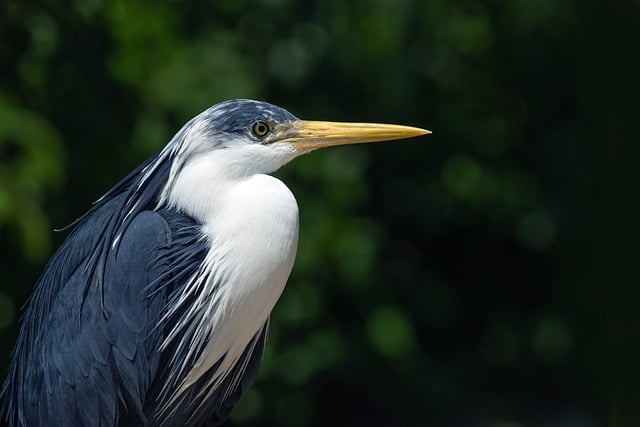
170;172;299;398
204;173;299;340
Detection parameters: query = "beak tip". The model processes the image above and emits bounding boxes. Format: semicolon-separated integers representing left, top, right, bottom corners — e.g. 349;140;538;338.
412;127;431;137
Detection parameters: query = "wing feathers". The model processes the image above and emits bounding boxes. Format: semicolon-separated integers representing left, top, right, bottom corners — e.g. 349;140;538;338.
1;204;270;426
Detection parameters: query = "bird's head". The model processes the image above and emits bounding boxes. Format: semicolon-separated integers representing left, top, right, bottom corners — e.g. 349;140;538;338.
167;99;430;178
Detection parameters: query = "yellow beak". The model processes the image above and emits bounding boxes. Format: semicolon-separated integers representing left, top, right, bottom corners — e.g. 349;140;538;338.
277;120;431;152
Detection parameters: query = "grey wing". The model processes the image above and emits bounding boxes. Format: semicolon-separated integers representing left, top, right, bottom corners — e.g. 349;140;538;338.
1;208;174;426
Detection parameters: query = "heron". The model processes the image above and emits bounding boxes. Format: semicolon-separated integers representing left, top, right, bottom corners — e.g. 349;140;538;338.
0;99;429;426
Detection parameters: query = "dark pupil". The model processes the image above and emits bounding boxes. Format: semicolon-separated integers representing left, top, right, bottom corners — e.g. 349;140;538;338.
254;122;268;136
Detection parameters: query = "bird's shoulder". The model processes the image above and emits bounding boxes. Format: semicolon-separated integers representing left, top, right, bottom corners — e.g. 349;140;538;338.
0;199;207;426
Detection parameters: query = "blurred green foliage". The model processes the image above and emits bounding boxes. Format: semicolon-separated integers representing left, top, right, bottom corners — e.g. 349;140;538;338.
0;0;629;425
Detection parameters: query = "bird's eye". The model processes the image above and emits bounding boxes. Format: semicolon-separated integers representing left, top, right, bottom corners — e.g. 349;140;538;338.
252;121;270;138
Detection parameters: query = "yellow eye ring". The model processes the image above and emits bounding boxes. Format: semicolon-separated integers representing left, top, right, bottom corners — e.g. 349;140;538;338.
252;121;270;138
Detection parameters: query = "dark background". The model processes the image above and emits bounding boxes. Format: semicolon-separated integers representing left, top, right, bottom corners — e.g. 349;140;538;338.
0;1;637;426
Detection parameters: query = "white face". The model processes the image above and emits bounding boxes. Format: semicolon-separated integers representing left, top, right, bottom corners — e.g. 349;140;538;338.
191;135;302;178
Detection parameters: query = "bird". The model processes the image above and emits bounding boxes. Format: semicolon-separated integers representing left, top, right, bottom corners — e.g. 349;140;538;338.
0;99;429;426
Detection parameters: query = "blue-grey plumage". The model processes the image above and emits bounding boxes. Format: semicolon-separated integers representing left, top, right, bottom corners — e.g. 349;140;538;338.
0;99;429;426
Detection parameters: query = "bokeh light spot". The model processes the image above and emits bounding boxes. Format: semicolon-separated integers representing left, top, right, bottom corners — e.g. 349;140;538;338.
516;210;556;251
533;315;572;363
366;305;417;359
442;154;482;199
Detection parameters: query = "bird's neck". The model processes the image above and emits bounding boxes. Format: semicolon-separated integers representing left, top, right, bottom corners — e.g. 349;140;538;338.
161;149;300;392
162;147;300;328
162;148;297;223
